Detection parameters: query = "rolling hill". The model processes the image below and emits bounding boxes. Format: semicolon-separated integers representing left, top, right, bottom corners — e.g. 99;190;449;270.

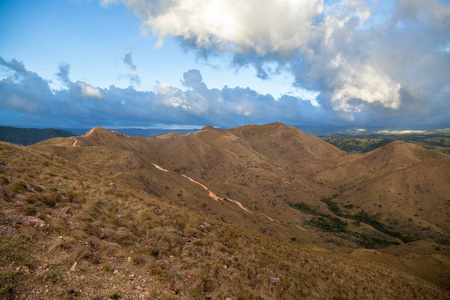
0;123;449;298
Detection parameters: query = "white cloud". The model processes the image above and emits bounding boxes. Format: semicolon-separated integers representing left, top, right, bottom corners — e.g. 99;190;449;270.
77;82;104;99
114;0;324;55
98;0;450;124
330;56;401;111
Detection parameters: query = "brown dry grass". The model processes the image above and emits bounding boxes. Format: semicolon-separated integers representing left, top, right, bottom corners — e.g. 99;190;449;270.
0;123;445;298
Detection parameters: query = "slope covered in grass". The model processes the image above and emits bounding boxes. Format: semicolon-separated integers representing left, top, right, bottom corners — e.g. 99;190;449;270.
1;141;449;299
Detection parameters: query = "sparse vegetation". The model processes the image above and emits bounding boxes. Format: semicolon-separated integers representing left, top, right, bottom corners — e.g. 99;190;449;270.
292;197;416;248
321;133;450;154
0;124;448;298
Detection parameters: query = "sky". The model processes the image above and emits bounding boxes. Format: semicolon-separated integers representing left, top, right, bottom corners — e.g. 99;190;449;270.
0;0;449;130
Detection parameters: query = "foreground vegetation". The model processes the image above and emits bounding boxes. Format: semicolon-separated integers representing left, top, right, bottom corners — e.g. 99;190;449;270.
293;195;416;249
1;141;448;299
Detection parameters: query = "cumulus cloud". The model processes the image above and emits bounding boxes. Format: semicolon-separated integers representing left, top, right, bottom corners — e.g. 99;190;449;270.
123;52;140;86
77;82;104;99
55;63;104;99
101;0;450;124
0;57;328;128
112;0;323;55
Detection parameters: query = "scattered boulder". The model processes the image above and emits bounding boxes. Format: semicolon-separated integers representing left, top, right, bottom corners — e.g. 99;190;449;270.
109;182;117;188
16;266;31;275
269;277;281;285
38;185;50;192
6;214;46;227
14;194;26;200
26;184;36;192
200;222;210;228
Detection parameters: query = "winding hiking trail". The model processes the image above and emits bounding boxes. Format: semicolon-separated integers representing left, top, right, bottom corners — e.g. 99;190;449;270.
152;164;305;228
84;128;96;136
73;128;97;147
152;163;169;172
295;225;308;231
182;175;253;213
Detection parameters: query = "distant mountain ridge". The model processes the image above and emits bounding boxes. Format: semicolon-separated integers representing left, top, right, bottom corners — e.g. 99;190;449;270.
0;126;76;146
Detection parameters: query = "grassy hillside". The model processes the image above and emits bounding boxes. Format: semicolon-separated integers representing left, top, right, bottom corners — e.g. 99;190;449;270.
1;141;449;299
0;126;76;146
31;124;450;250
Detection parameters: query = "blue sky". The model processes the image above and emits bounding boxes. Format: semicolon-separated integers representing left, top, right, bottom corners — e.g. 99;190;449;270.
0;0;449;129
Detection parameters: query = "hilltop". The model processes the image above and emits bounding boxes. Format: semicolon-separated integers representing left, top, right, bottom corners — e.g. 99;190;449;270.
0;123;449;298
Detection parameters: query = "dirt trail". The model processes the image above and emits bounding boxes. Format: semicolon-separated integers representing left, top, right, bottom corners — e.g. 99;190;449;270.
84;128;96;136
72;140;78;147
295;225;308;231
260;213;280;223
152;163;169;172
153;165;307;229
182;175;254;213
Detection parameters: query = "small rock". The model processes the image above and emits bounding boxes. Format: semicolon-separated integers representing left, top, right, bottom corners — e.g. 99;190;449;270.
113;269;119;275
269;277;281;285
14;194;26;200
109;182;117;188
226;298;232;300
127;256;132;262
223;265;228;270
38;185;50;192
16;266;31;275
70;262;78;272
23;216;46;227
26;184;35;192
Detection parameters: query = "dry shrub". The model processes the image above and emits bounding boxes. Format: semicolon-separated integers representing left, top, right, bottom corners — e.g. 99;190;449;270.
147;227;185;258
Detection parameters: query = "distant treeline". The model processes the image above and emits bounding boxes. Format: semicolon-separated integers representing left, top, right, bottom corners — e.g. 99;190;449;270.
0;126;76;146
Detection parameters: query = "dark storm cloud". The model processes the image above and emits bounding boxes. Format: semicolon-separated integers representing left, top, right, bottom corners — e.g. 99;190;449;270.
0;58;329;128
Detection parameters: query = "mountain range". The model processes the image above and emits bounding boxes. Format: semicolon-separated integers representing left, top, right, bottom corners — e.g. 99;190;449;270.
1;122;449;299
